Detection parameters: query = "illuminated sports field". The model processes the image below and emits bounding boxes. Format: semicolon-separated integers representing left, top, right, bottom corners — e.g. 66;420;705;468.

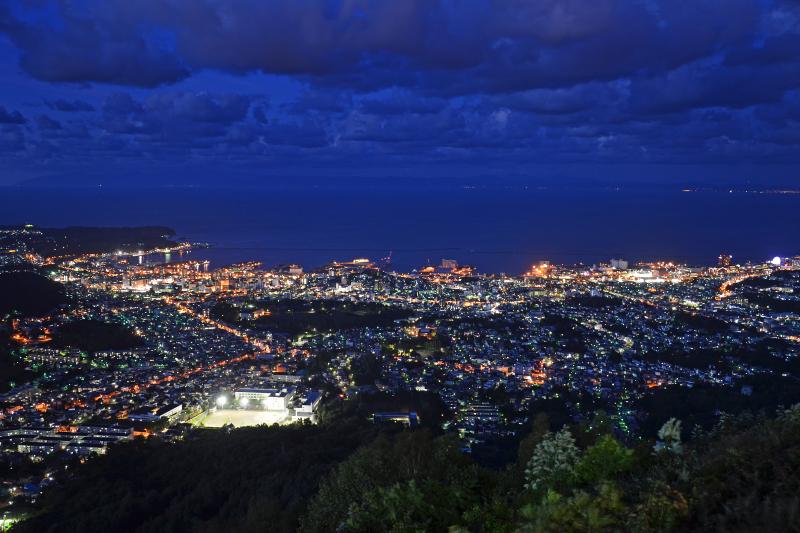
194;409;289;428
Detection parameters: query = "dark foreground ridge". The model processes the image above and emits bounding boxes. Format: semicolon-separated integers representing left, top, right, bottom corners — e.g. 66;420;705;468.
14;404;800;533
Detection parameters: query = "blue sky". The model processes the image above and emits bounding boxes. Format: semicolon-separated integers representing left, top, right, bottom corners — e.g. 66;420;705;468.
0;0;799;187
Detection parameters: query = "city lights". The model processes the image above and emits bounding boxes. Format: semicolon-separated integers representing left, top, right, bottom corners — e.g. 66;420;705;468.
1;222;798;522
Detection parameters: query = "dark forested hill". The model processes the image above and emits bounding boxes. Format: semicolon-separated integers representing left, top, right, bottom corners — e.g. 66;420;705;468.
0;271;66;317
51;319;143;353
0;225;177;257
16;421;378;533
35;226;177;256
14;403;800;532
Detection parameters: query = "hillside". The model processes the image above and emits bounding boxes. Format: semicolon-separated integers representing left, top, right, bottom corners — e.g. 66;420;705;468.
14;402;800;532
0;271;66;318
51;320;143;353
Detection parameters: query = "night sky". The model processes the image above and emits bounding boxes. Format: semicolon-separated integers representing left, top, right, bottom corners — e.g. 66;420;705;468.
0;1;799;187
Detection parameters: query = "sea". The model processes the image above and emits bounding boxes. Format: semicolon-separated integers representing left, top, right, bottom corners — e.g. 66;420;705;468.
1;185;798;273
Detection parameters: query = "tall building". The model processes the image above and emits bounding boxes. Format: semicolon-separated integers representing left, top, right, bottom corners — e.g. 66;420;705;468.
610;258;628;270
441;258;458;270
718;254;733;267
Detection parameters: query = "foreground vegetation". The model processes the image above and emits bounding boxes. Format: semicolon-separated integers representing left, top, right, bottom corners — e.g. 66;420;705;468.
14;401;800;532
16;420;378;533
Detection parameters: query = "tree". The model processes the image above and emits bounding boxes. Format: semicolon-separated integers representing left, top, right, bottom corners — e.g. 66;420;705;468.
521;483;627;533
574;435;634;486
524;428;580;493
301;431;484;533
344;479;449;532
654;418;682;454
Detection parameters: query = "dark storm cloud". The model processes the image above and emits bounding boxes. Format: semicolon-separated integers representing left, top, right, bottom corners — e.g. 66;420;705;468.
36;115;62;130
145;92;253;123
0;2;189;88
99;92;253;135
285;91;352;114
45;99;95;112
89;91;332;153
0;0;766;92
258;120;330;148
358;91;447;115
0;105;26;124
340;108;467;144
629;58;800;114
724;34;800;67
0;125;26;153
220;112;331;149
498;82;628;115
0;0;799;182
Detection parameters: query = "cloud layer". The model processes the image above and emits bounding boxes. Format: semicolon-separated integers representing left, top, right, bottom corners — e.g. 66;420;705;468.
0;0;799;184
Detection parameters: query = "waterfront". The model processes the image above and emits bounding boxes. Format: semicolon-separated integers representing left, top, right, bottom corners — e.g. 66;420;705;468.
2;185;799;272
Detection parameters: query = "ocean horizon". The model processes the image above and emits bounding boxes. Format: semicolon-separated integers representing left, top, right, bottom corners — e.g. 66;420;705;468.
2;185;798;273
